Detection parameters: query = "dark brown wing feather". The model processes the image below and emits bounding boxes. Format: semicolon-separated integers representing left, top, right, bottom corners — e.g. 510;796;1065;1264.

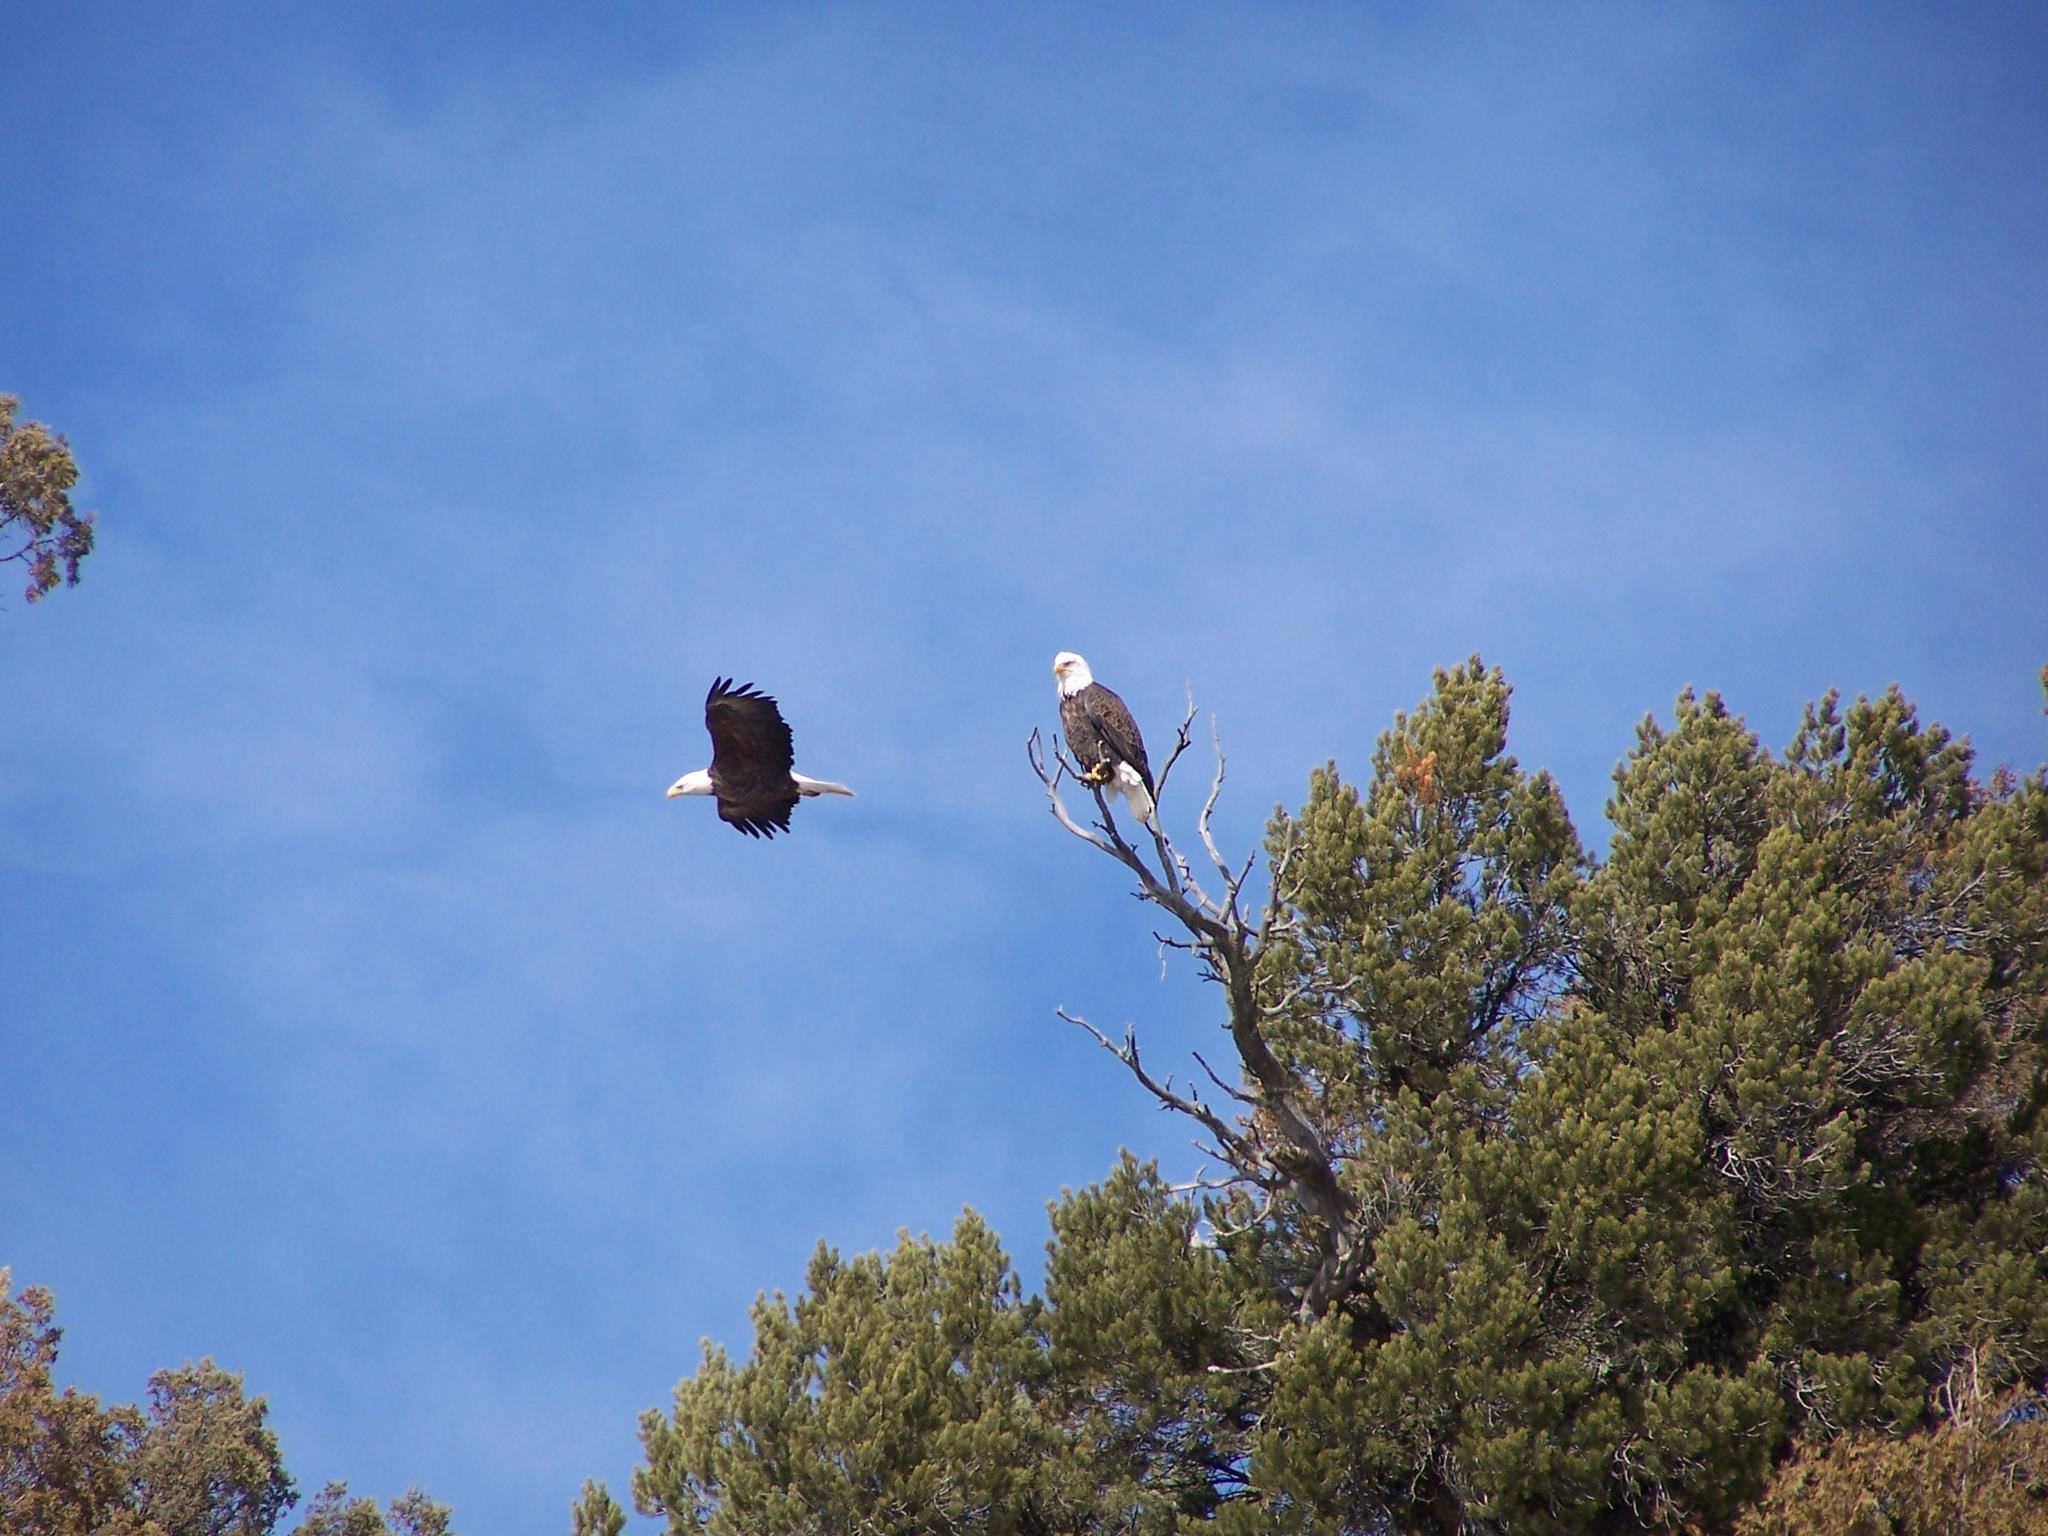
704;677;799;838
1059;693;1106;774
1064;681;1153;792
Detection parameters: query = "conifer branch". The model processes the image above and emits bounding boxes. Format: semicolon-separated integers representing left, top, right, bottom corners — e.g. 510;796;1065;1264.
1205;1186;1278;1241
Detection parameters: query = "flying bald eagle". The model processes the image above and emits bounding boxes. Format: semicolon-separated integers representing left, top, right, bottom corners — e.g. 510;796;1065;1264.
1052;651;1156;827
666;677;854;838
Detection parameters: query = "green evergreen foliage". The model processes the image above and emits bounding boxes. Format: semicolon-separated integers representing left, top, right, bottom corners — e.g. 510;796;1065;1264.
0;1271;451;1536
0;1271;146;1536
1042;1156;1278;1527
0;394;95;602
634;1215;1078;1533
628;663;2048;1533
130;1361;295;1536
569;1480;627;1536
1736;1359;2047;1535
296;1485;452;1536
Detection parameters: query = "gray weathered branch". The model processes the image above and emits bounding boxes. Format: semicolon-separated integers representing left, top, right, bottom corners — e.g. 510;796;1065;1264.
1031;702;1373;1324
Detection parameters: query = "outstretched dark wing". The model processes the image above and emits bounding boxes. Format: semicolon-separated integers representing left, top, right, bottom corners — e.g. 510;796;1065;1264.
704;678;798;837
1073;681;1153;792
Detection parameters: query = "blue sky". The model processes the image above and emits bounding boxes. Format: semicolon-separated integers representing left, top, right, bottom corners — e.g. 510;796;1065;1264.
4;3;2045;1529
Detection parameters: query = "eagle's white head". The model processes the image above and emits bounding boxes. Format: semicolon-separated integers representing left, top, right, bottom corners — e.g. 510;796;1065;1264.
1052;651;1094;697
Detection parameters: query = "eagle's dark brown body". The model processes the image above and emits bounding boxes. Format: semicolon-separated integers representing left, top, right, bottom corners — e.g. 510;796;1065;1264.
705;678;801;836
1060;681;1154;799
1051;650;1157;831
669;678;854;838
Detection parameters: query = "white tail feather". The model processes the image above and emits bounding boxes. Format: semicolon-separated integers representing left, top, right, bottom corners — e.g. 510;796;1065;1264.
791;772;856;797
1114;763;1156;828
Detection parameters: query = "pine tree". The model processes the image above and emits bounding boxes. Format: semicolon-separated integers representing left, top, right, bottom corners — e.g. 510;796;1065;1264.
634;1214;1084;1534
0;394;94;603
569;1480;627;1536
0;1271;452;1536
0;1271;148;1536
296;1484;454;1536
130;1362;295;1536
624;663;2048;1533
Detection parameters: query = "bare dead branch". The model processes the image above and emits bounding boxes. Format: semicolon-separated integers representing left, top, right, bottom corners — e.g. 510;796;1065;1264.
1257;834;1304;948
1140;689;1201;886
1028;726;1113;854
1034;701;1380;1327
1150;688;1199;806
1260;982;1308;1018
1225;849;1258;917
1055;1007;1258;1165
1192;1049;1255;1106
1207;1185;1279;1241
1168;1165;1226;1195
1199;717;1232;890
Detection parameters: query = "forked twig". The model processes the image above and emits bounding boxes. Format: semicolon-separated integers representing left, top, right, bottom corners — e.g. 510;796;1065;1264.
1033;694;1375;1325
1055;1007;1258;1165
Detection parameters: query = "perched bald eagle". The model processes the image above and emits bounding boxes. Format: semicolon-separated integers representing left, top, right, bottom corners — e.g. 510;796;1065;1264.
1053;651;1155;827
666;677;854;838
